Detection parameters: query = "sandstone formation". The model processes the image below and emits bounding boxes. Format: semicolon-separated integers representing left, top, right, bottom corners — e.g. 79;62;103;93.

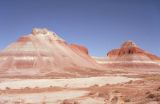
0;28;102;78
105;40;160;72
70;44;88;55
93;40;160;73
107;40;160;62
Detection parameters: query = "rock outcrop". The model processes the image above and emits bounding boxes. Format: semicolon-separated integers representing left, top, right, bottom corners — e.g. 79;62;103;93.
107;40;160;62
93;40;160;74
0;28;102;78
70;44;88;55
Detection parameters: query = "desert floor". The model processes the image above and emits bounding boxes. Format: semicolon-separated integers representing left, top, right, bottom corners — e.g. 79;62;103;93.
0;74;159;104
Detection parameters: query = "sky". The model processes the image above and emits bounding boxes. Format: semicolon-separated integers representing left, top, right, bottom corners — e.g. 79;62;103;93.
0;0;160;57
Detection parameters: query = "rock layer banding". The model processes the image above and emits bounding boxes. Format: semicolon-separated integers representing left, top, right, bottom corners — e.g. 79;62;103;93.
107;40;160;62
105;40;160;72
0;28;102;77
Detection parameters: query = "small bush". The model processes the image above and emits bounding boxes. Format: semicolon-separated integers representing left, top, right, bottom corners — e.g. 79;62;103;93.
61;99;79;104
24;87;30;89
147;94;155;99
156;87;160;91
49;85;53;88
5;87;10;90
154;96;160;101
42;101;46;104
34;86;39;89
98;92;106;97
113;90;120;93
88;92;96;96
124;98;130;102
91;84;99;88
127;80;132;84
145;91;150;95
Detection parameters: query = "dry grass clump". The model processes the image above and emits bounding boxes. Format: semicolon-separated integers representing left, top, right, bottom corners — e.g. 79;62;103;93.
61;99;79;104
89;84;99;89
144;85;160;102
113;90;120;93
145;91;151;95
98;92;108;97
146;92;160;101
124;98;130;102
5;87;11;90
147;93;156;99
88;91;96;96
156;87;160;91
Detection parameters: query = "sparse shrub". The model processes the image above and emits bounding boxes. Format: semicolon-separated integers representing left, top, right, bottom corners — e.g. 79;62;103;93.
88;91;96;96
89;84;99;89
155;96;160;101
127;80;132;84
145;91;150;95
98;92;106;97
113;90;120;93
61;99;68;104
111;96;118;103
92;84;99;87
35;86;39;89
124;98;130;102
5;87;10;90
23;87;31;92
156;87;160;91
49;85;53;88
61;99;79;104
42;101;46;104
147;94;155;99
24;87;30;89
73;101;79;104
105;84;110;86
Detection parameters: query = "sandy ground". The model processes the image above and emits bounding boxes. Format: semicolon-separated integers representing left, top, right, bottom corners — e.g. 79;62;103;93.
0;76;139;104
0;90;88;104
0;75;159;104
0;76;138;90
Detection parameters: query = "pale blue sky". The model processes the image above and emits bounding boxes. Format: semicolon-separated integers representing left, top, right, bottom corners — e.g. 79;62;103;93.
0;0;160;56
